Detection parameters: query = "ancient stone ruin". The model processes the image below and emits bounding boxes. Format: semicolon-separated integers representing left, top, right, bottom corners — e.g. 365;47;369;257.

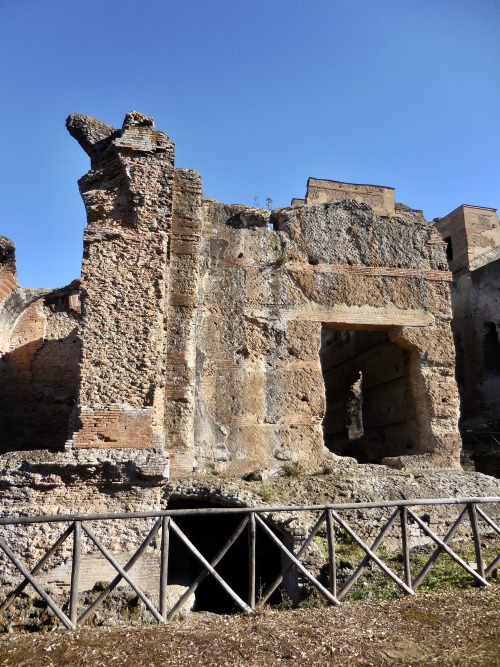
1;112;499;617
434;206;500;432
0;111;470;477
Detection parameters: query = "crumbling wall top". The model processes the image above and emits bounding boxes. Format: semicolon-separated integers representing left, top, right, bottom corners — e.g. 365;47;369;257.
66;111;173;165
292;177;396;217
0;236;18;311
66;114;117;159
434;204;500;273
0;236;15;266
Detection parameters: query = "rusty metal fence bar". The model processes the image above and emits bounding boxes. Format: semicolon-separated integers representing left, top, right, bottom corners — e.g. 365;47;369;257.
0;497;498;631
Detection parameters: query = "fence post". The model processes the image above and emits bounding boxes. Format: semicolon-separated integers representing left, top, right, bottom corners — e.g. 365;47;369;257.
326;510;336;598
467;503;485;579
248;513;256;609
160;516;170;619
400;506;411;587
70;521;81;628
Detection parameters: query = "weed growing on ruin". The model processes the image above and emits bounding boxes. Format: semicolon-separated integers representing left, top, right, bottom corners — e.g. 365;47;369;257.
259;481;275;502
314;464;335;475
297;588;328;609
283;462;304;478
276;252;290;268
274;593;295;612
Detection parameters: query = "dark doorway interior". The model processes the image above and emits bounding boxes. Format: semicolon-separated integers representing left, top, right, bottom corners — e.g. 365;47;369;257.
319;327;419;463
483;322;500;376
167;499;284;613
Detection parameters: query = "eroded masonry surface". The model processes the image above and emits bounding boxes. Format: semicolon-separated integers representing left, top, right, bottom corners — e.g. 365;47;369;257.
1;112;500;612
1;111;499;478
0;115;448;472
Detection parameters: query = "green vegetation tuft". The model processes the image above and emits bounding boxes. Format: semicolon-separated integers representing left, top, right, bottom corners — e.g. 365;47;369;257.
283;462;304;478
258;481;275;502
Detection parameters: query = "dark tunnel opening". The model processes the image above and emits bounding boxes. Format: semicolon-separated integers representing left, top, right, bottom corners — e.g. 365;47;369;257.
166;499;285;613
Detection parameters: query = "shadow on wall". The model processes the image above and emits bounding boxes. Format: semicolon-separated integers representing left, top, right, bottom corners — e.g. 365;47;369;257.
0;330;80;452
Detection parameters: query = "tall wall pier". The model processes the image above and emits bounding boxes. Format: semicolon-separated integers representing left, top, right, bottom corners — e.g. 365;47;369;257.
65;113;174;472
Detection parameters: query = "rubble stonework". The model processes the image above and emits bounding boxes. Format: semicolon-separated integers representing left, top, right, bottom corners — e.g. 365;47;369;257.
1;112;500;611
0;112;469;474
64;113;174;462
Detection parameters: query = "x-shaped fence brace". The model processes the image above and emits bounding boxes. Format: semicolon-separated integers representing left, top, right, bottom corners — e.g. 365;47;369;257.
0;499;498;630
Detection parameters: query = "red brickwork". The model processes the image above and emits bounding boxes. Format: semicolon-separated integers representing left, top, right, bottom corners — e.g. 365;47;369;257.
70;407;155;449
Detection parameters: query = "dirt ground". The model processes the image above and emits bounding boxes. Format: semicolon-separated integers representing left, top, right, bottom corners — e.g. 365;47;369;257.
0;585;498;667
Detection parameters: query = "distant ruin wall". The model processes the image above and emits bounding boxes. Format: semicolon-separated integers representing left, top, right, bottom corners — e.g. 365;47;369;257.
451;258;500;429
434;205;500;273
433;206;500;431
297;178;396;217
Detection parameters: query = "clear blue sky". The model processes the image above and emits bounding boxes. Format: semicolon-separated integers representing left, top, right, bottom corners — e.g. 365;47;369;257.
1;0;499;288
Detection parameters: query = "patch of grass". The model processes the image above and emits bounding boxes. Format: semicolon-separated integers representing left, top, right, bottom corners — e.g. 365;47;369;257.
283;462;304;478
314;536;330;560
411;553;475;592
258;481;275;502
311;535;500;604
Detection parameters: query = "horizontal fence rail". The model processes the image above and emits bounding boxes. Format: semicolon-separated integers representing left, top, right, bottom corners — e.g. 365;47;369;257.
0;497;498;631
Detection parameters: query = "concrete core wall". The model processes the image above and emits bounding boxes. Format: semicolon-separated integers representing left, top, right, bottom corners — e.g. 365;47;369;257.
191;196;460;473
0;112;465;475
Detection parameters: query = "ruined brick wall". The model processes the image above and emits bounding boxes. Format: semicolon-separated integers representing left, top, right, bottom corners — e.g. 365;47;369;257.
194;198;460;473
450;258;500;429
292;178;396;217
0;114;464;475
65;113;175;455
0;284;80;452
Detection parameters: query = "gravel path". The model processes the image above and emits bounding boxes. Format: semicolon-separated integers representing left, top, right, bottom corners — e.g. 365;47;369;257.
0;585;498;666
